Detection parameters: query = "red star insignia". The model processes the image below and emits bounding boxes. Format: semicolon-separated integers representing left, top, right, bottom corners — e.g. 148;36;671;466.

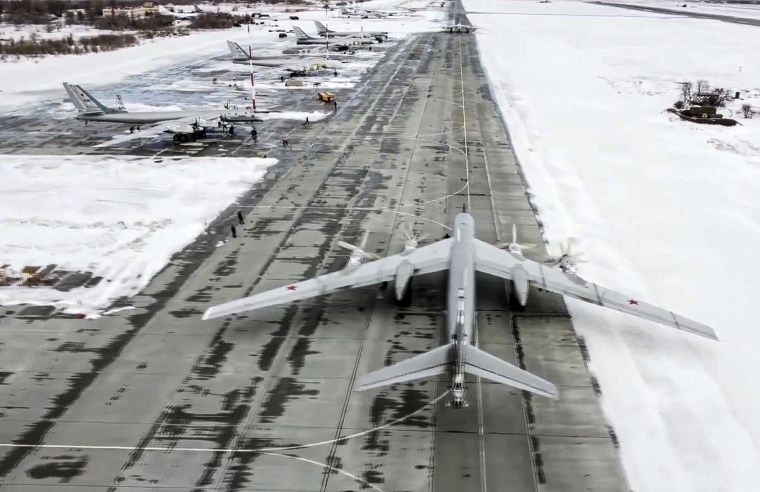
628;299;639;305
287;285;297;291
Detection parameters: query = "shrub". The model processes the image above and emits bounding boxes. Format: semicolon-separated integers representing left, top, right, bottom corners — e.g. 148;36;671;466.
674;100;684;109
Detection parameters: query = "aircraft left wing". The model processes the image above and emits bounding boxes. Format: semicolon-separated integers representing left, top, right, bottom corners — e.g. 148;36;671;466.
93;111;221;148
202;238;453;320
473;240;718;340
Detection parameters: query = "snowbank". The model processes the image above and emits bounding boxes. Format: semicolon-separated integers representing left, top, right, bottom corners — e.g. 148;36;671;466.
0;155;276;314
464;0;760;490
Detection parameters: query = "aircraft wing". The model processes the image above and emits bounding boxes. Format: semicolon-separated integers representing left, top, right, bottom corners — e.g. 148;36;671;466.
202;238;453;320
473;240;718;340
93;111;222;148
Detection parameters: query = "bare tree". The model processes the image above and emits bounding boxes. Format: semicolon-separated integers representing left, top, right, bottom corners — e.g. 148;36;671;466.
742;104;753;119
681;81;692;105
696;79;710;95
713;88;729;107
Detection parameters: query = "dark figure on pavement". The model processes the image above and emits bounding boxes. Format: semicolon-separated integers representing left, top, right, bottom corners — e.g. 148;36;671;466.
229;125;235;135
231;224;237;238
333;101;337;110
282;138;288;148
237;211;245;224
305;116;310;125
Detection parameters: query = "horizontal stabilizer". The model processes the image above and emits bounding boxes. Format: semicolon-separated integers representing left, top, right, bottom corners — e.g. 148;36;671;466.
355;345;451;391
464;346;557;399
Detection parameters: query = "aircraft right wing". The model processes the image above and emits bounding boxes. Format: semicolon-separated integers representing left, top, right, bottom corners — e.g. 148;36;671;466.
202;238;453;320
473;240;718;340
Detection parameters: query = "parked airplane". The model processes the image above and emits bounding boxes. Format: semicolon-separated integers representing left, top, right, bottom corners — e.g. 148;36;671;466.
157;5;201;19
201;212;718;408
313;20;388;41
441;23;476;33
293;26;373;47
227;41;342;71
63;82;259;144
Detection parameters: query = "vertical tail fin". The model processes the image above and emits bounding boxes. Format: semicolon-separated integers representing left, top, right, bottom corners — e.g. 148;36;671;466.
63;82;112;114
313;20;328;34
71;84;120;114
227;40;249;61
292;25;310;40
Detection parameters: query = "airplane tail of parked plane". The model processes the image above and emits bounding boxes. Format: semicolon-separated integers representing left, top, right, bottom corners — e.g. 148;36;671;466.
313;20;330;35
292;26;312;40
227;40;249;61
355;343;557;399
63;82;120;114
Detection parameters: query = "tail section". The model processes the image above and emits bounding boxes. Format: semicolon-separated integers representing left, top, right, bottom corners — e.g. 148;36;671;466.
292;25;311;40
63;82;109;114
464;346;557;398
355;344;558;399
227;40;249;61
313;20;329;34
64;83;123;115
355;345;450;391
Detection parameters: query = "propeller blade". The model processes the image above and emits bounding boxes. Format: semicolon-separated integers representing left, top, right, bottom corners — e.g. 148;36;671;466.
337;240;360;252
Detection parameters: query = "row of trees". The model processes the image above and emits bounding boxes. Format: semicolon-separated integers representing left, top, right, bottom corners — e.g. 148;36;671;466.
0;32;138;56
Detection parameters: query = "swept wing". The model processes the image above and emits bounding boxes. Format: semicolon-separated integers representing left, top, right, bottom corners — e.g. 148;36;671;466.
202;238;453;320
472;240;717;340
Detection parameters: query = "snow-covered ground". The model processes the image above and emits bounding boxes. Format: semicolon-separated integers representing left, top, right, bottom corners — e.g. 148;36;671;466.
0;22;124;43
464;0;760;490
601;0;760;21
0;155;275;315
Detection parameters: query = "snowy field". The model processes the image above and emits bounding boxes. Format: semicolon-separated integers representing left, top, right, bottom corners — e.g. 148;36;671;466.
601;0;760;21
464;0;760;490
0;155;275;315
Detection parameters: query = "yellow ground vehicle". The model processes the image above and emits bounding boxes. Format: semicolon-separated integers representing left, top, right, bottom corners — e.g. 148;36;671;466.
317;91;335;102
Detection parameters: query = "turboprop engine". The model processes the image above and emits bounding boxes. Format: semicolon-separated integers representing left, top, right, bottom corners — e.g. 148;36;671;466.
510;264;529;307
395;259;414;306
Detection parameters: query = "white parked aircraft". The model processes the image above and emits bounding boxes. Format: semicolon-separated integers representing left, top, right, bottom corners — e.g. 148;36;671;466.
227;41;342;71
202;212;717;409
63;82;259;144
313;20;388;41
293;25;374;47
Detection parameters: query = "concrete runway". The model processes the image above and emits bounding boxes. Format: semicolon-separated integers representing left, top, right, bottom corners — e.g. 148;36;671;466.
0;23;629;492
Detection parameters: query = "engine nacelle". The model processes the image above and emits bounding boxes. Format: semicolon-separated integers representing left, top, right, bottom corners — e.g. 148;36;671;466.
395;259;414;301
511;264;529;307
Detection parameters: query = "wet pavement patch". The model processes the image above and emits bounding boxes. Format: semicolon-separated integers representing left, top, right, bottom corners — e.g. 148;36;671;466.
26;455;88;483
259;378;319;424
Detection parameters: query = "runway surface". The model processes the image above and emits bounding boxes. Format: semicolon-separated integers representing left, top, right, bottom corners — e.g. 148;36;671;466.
0;19;629;492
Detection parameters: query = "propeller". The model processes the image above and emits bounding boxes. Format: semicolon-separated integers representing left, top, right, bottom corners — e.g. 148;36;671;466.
496;224;535;255
337;231;381;262
545;237;588;274
400;222;429;252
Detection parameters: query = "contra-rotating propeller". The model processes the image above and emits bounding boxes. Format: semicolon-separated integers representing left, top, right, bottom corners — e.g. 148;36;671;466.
545;237;588;275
